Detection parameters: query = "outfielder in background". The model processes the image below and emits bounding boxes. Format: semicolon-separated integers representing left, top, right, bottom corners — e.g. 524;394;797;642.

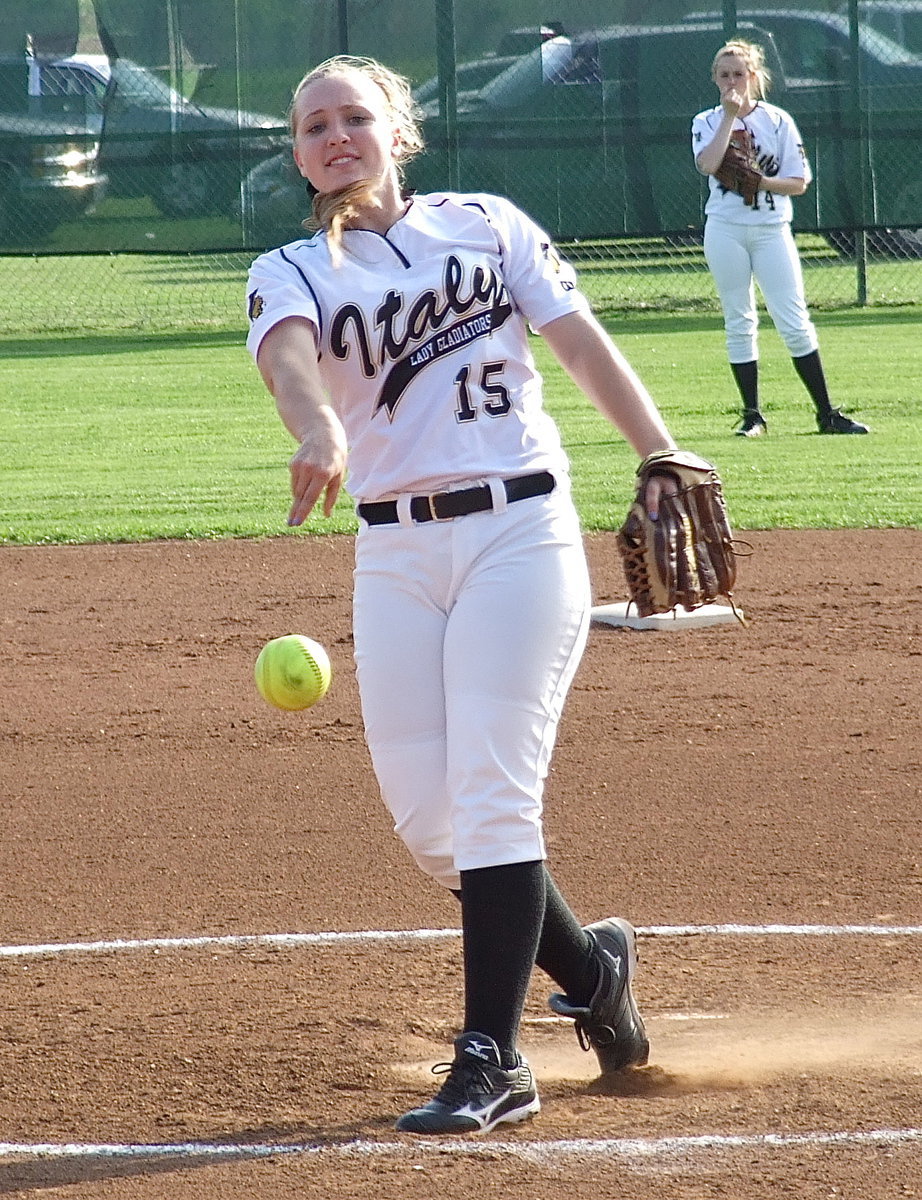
692;39;869;437
247;55;683;1135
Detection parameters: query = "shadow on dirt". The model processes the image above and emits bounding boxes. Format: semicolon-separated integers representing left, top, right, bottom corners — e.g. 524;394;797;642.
0;1117;397;1194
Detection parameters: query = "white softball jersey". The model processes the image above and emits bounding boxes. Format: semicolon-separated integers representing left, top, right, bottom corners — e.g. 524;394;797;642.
245;192;590;502
691;100;812;225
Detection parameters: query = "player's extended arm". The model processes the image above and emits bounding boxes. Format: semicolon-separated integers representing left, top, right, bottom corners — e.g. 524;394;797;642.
256;316;348;525
540;309;679;517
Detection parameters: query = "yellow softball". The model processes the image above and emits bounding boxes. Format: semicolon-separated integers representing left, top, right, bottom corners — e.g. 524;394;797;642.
254;634;332;711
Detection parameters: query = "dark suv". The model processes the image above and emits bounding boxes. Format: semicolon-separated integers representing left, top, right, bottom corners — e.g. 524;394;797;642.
0;57;104;244
237;22;775;248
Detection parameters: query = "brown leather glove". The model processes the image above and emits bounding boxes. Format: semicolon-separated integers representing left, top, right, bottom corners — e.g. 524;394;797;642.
616;450;746;622
715;129;763;207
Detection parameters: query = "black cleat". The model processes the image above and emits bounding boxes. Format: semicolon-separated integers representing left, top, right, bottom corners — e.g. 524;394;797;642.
818;408;869;434
735;410;767;437
396;1031;540;1135
549;917;650;1074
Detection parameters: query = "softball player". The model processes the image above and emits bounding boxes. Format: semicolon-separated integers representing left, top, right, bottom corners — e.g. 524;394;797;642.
692;39;869;436
247;55;677;1135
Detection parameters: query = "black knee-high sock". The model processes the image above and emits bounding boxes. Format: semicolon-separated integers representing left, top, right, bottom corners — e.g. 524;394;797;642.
730;360;760;414
533;870;599;1004
455;870;598;998
791;350;833;417
452;866;600;1049
458;860;546;1067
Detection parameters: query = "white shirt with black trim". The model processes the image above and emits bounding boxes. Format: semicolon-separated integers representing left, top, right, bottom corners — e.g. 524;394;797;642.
691;101;812;224
246;192;589;502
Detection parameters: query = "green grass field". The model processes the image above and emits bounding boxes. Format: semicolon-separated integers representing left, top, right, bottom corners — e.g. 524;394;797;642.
1;266;919;545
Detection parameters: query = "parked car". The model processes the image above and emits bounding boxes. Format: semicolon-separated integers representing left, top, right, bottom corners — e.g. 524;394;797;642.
26;53;287;218
413;23;569;104
0;57;104;244
237;147;308;247
852;1;922;54
239;24;750;248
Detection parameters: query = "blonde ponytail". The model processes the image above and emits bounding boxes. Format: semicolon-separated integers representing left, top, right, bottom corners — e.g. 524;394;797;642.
306;180;382;264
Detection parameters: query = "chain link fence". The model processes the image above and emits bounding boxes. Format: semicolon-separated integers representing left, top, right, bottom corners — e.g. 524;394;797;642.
1;0;920;330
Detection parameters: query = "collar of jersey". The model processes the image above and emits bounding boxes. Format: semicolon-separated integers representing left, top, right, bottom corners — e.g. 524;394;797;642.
332;198;421;266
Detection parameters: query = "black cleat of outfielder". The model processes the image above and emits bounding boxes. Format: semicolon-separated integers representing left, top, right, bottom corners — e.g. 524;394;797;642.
549;916;650;1075
735;410;767;437
395;1031;540;1135
818;408;869;434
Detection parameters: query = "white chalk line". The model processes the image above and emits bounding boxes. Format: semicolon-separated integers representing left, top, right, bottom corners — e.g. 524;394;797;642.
2;923;921;960
2;932;917;1172
0;1128;920;1164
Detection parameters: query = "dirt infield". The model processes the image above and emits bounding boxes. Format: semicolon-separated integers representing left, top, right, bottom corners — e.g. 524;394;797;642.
1;531;920;1199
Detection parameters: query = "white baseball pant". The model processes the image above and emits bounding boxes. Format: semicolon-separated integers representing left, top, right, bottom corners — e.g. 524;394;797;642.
703;218;819;362
352;480;591;892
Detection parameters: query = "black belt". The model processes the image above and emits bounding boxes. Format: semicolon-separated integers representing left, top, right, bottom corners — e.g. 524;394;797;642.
357;471;556;526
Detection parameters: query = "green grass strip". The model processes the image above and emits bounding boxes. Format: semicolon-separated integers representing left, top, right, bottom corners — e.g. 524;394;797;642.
1;309;919;545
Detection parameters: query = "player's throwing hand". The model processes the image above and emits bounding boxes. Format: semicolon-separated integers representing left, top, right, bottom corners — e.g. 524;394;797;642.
286;412;347;525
